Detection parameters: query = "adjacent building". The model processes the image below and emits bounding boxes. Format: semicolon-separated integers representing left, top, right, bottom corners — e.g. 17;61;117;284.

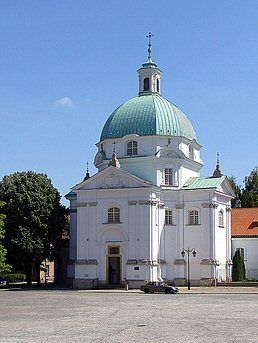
232;208;258;279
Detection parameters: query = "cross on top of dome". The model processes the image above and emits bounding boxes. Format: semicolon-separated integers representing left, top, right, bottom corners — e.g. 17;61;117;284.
146;32;154;62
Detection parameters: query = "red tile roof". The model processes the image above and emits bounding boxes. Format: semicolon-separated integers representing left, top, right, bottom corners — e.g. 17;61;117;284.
232;208;258;237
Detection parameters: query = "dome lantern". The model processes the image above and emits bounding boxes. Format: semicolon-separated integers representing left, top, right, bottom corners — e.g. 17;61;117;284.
138;32;162;96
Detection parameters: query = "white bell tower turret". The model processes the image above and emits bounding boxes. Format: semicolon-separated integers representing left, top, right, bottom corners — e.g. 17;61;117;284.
138;32;163;96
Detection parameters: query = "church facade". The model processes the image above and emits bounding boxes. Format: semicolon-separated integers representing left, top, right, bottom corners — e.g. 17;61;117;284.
66;45;235;288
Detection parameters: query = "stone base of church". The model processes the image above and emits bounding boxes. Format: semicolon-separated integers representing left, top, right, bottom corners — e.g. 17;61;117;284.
66;277;74;287
73;278;97;289
172;278;217;286
70;277;218;289
72;278;145;289
127;279;146;289
173;278;186;286
199;278;217;286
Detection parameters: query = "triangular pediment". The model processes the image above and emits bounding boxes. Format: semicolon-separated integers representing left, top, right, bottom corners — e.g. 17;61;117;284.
72;166;153;191
182;176;235;198
217;177;235;197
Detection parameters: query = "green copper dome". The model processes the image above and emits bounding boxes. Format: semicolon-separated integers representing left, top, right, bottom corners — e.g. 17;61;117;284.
100;94;197;142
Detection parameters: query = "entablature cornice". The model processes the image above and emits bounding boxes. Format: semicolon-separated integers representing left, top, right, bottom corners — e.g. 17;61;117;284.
201;202;218;208
76;201;98;207
200;259;220;266
74;259;98;265
174;258;186;265
89;202;98;207
128;200;137;205
139;200;158;206
175;203;184;209
76;201;88;207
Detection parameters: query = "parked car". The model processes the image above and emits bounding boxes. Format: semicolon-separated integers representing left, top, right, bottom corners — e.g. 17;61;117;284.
140;281;179;294
0;278;9;288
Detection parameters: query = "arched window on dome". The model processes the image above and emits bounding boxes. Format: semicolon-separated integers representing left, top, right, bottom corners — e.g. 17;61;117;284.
126;141;138;156
144;78;150;91
108;207;120;223
218;210;224;227
157;78;160;93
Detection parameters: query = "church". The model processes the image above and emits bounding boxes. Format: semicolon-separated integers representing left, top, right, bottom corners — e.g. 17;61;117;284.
66;37;235;289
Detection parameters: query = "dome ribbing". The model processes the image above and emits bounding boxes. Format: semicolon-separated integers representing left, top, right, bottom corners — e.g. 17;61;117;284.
100;94;197;142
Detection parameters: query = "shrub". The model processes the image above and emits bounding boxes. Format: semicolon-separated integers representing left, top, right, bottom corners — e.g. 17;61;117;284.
0;273;26;282
232;250;246;281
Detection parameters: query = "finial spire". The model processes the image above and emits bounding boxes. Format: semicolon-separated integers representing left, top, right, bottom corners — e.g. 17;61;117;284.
146;32;154;61
212;152;223;178
83;161;90;181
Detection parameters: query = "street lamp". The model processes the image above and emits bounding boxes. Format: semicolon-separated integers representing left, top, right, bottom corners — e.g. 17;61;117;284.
181;248;197;290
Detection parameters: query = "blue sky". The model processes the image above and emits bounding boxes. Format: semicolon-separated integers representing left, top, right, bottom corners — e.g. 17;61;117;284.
0;1;257;204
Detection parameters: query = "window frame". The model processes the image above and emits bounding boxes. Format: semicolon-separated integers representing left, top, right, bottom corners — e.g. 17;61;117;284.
156;78;160;92
143;77;150;91
188;209;200;225
218;210;224;227
236;247;246;261
189;145;194;159
107;207;120;223
108;246;120;255
165;209;173;225
164;168;173;186
126;140;138;156
46;264;50;277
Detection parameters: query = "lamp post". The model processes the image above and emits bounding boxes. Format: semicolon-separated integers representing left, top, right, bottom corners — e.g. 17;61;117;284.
181;248;196;290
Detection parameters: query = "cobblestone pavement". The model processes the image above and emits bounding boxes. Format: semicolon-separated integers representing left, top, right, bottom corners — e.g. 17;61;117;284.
0;288;257;343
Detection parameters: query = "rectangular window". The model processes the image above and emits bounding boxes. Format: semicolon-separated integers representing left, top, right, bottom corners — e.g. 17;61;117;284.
165;209;173;225
46;265;50;277
134;266;139;271
164;168;173;186
127;141;138;155
108;207;120;223
109;247;119;255
236;247;246;260
189;210;199;225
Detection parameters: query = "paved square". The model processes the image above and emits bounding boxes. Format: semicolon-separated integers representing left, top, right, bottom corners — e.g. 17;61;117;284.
0;288;257;342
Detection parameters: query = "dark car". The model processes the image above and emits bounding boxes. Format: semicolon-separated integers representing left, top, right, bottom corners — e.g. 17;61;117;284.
140;281;179;294
0;278;9;288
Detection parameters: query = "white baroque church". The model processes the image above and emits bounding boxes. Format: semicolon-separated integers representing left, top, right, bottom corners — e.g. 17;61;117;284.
66;41;235;289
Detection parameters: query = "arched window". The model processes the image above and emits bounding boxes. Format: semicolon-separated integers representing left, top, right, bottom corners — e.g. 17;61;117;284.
157;78;160;93
108;207;120;223
144;78;149;91
126;141;138;155
218;210;224;227
189;210;199;225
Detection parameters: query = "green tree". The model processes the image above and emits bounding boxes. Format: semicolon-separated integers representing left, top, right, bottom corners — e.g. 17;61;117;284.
0;202;11;275
228;175;242;208
232;249;246;281
241;167;258;208
0;171;69;285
